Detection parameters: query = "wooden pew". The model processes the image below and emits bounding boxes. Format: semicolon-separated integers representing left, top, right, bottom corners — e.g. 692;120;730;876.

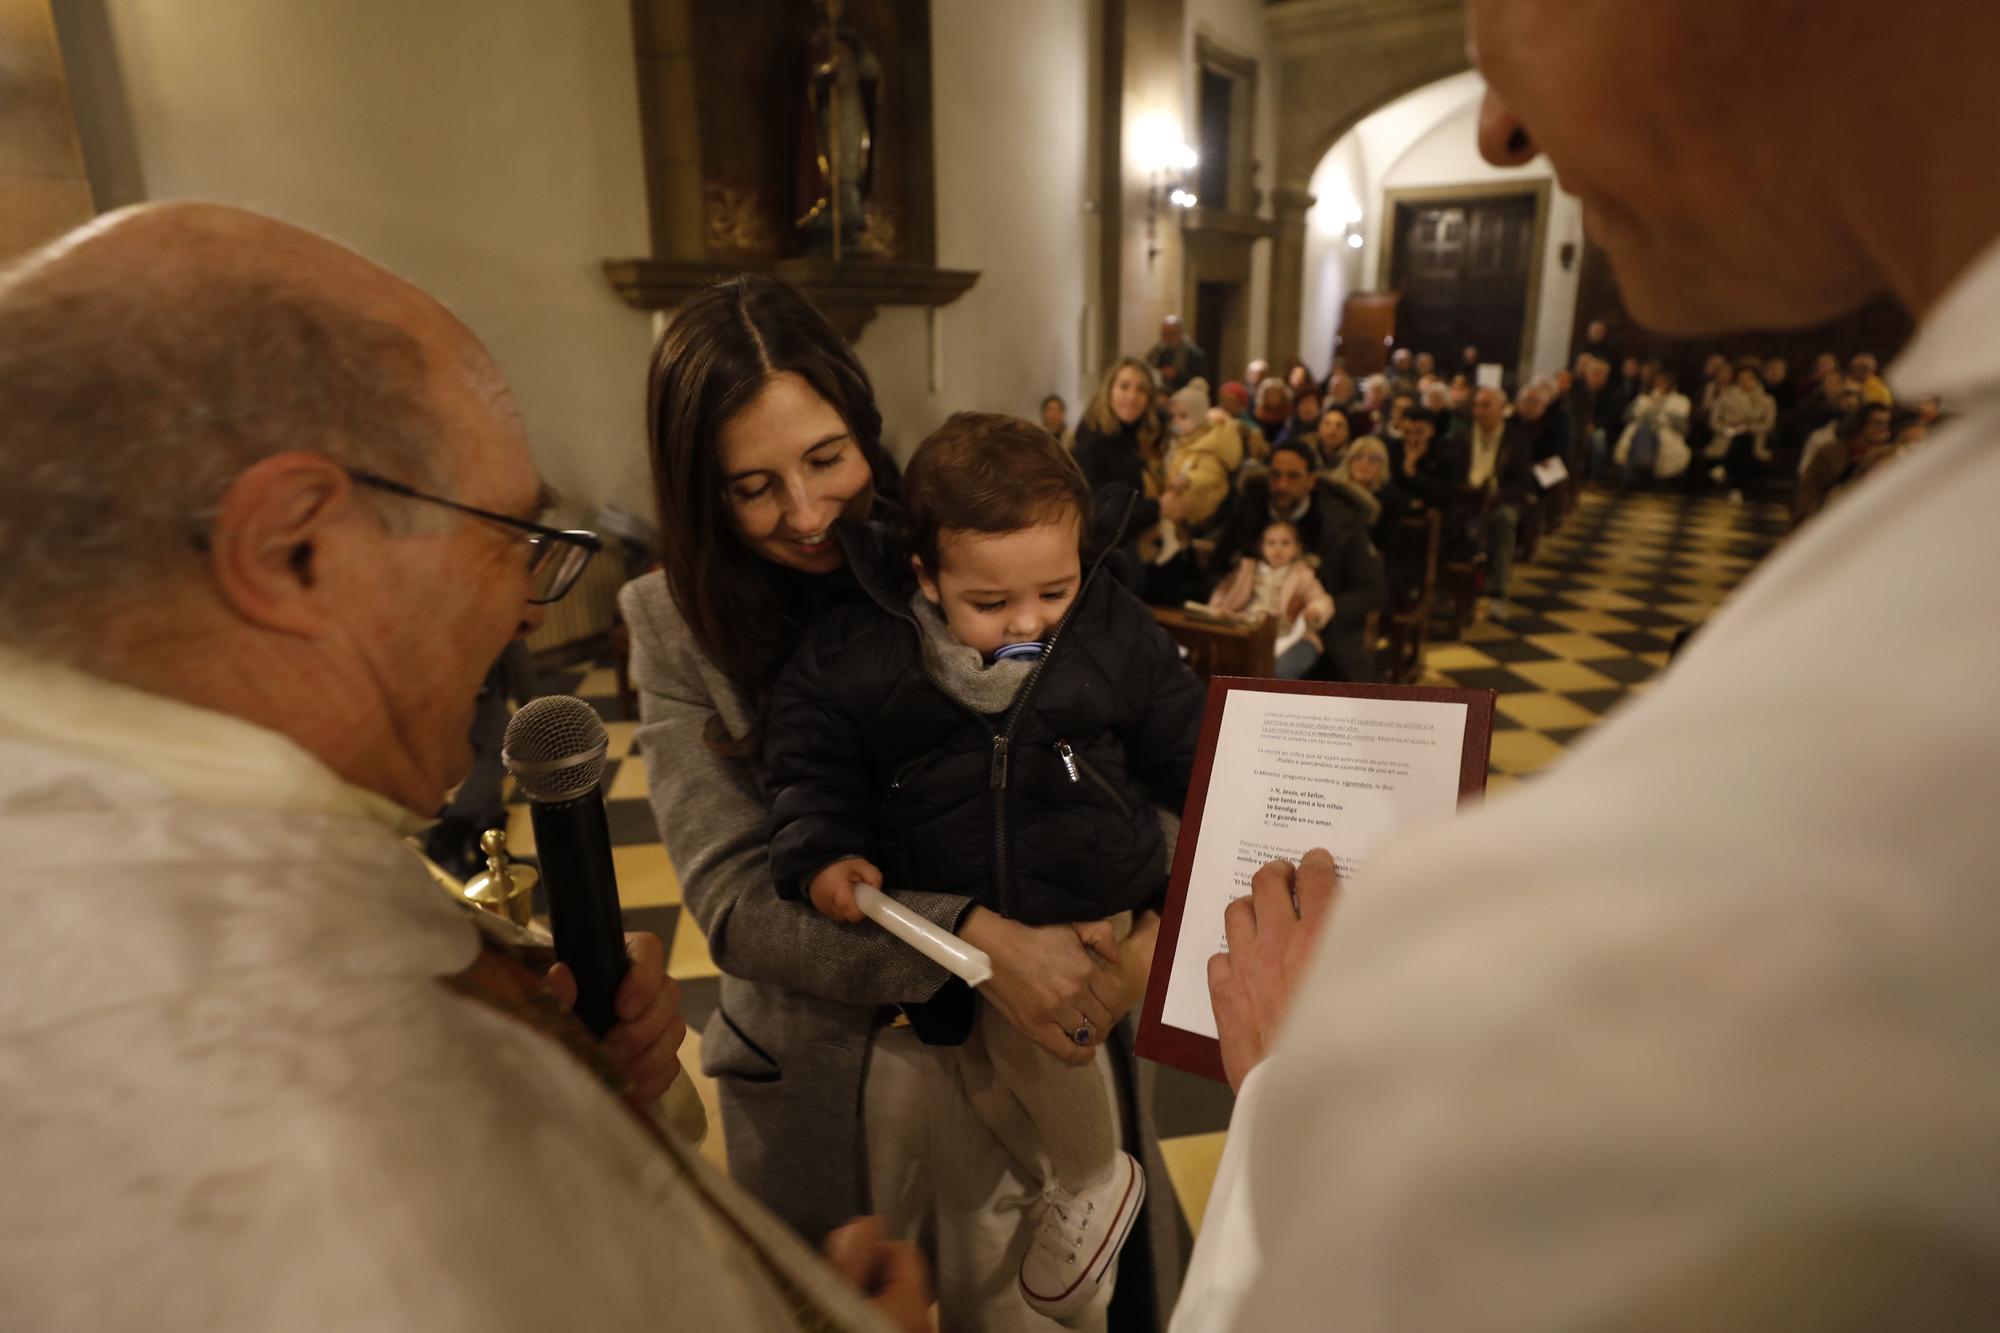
1377;509;1441;683
1151;606;1277;681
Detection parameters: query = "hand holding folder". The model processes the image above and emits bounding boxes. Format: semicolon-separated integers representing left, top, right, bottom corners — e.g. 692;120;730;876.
1205;848;1341;1092
1138;677;1496;1082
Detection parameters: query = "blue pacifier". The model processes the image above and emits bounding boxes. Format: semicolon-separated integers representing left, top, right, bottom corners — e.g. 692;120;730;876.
991;641;1046;664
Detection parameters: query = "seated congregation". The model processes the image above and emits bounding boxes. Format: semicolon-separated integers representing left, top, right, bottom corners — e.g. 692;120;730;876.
1039;319;1942;686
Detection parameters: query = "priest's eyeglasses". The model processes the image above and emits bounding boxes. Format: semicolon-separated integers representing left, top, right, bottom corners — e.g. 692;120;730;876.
345;469;602;605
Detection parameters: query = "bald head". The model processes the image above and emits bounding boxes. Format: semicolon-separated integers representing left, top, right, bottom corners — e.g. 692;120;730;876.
0;203;552;813
8;203;478;365
1468;0;2000;328
0;203;503;653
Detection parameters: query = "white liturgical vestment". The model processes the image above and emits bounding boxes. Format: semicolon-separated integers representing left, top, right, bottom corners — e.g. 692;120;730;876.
1176;239;2000;1331
0;655;892;1332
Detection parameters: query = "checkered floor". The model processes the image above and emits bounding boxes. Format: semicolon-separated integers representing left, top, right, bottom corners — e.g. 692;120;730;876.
1424;486;1787;793
502;484;1787;1238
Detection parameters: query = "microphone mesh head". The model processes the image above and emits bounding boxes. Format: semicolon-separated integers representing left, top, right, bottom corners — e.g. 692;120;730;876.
502;695;609;802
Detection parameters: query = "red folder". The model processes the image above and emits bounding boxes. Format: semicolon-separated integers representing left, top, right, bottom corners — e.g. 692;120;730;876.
1136;677;1497;1082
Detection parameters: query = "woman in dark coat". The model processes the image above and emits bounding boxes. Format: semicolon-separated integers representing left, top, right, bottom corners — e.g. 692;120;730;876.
1071;356;1166;520
1331;435;1409;550
1074;357;1204;607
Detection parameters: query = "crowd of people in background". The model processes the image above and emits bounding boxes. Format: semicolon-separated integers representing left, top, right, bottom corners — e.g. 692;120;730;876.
1032;313;1943;681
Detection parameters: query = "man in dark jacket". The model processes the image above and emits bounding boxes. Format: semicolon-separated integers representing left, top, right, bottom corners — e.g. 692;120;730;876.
1574;317;1618;366
1208;443;1387;681
1444;386;1537;610
1568;356;1626;479
1145;314;1211;393
1512;382;1568;464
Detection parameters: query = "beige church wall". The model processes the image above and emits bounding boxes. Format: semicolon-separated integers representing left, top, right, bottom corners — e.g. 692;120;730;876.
1113;0;1188;369
52;0;656;516
1301;129;1366;376
1183;0;1277;373
864;0;1274;452
1376;97;1583;382
854;0;1092;461
0;0;95;262
1108;0;1275;374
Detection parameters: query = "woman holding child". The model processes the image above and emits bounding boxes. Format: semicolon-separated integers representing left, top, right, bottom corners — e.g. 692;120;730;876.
618;276;1183;1331
1071;356;1180;528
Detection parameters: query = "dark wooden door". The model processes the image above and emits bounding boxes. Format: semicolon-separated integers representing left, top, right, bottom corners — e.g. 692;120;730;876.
1194;280;1233;387
1337;291;1400;375
1389;193;1538;373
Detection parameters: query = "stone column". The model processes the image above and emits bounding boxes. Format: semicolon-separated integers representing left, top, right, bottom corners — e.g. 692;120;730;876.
629;0;705;262
1265;184;1316;371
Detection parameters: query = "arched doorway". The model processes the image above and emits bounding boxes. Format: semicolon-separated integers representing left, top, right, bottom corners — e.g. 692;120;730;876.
1296;70;1584;385
1263;0;1468;367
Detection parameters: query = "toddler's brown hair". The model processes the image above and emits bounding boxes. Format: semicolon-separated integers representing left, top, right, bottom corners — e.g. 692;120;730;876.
903;412;1094;575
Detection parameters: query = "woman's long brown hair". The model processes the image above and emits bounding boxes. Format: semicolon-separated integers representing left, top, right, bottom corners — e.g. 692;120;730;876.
646;275;887;754
1080;355;1164;461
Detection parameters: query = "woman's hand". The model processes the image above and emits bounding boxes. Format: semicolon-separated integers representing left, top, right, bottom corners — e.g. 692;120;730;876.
960;907;1126;1065
1070;911;1161;1021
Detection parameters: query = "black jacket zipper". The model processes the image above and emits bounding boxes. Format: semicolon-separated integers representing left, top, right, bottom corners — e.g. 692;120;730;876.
982;498;1136;915
1055;740;1135;821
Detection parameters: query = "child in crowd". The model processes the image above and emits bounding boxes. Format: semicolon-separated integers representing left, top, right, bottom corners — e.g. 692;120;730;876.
1207;518;1334;679
763;413;1206;1324
1161;376;1245;533
1040;391;1068;444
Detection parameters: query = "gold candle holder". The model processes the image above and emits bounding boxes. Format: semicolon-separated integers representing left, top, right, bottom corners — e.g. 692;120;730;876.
461;827;539;929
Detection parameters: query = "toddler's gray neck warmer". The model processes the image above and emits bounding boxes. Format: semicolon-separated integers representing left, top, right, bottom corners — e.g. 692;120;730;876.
909;591;1036;715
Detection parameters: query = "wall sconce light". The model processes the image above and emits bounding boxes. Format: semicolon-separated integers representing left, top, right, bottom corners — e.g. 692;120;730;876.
1336;202;1365;252
1138;118;1199;264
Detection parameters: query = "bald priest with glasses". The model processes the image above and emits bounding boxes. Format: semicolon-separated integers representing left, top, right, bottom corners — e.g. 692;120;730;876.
0;205;928;1333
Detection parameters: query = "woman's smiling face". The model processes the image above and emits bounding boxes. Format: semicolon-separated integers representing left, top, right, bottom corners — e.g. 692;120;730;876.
715;372;873;574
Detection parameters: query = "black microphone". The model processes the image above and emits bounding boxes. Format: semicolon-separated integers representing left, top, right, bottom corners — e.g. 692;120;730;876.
502;695;629;1037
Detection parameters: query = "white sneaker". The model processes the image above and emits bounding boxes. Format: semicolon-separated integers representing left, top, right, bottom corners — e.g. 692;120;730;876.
1018;1151;1146;1324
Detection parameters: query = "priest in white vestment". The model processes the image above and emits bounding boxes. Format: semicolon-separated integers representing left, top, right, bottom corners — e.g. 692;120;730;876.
0;204;924;1333
1178;2;2000;1328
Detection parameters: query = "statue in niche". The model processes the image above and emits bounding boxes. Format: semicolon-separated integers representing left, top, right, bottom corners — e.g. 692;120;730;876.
795;0;880;260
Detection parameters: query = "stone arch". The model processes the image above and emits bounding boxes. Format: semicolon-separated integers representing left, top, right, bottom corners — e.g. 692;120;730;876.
1265;0;1470;365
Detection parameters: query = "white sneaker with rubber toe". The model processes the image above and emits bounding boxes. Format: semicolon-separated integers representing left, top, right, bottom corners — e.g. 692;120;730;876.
1018;1151;1146;1325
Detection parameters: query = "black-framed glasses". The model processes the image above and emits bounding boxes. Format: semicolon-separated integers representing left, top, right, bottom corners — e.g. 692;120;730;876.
346;468;602;605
